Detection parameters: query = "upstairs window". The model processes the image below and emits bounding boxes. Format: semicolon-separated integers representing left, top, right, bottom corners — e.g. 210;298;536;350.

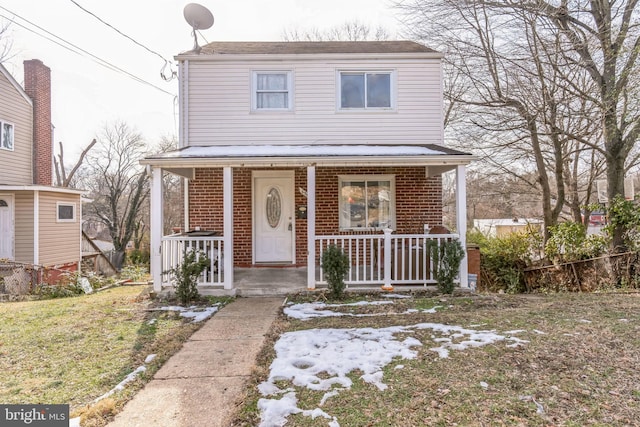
0;120;14;150
339;71;394;110
252;71;293;111
339;175;395;230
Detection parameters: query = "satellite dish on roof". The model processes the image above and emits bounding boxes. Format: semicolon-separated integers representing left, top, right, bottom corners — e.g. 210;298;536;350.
183;3;214;53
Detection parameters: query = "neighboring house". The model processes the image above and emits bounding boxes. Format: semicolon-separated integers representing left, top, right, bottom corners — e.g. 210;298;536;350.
474;218;543;238
142;41;474;294
0;60;82;283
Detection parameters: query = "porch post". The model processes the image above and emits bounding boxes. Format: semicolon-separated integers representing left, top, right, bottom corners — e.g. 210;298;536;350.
456;165;469;288
223;166;234;290
382;228;393;290
307;165;316;289
150;167;163;292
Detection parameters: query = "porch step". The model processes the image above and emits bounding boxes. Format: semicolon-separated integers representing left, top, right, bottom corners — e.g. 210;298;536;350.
237;286;301;297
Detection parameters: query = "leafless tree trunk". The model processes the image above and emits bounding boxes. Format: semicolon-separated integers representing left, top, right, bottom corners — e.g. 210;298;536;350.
84;122;149;267
53;139;97;188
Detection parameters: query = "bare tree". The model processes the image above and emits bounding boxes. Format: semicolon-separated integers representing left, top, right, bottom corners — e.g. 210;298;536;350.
397;0;627;241
84;121;149;267
53;139;97;188
282;20;391;41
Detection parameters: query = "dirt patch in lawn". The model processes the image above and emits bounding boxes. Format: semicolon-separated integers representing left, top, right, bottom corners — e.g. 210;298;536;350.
232;292;640;426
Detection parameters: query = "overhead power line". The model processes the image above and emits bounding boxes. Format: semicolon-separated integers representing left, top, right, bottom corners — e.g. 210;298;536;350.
0;6;176;96
69;0;176;81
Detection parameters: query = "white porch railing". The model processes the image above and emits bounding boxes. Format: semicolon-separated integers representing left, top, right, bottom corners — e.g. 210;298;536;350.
161;235;224;287
316;230;460;287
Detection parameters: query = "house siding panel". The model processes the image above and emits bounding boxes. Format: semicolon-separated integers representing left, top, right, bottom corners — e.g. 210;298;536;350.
185;59;442;146
0;72;33;185
188;166;442;267
14;192;34;263
38;192;80;267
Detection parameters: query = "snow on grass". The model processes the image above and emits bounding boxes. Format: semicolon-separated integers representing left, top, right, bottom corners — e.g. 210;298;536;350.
258;322;529;426
157;304;220;322
284;300;442;320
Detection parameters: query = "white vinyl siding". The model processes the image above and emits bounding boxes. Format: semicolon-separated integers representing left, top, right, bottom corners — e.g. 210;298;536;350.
0;72;33;184
184;57;443;146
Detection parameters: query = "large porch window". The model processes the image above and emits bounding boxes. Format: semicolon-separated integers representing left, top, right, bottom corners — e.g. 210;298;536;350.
339;175;394;230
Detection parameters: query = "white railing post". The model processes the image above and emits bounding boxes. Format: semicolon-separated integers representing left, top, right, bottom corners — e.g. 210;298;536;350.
382;228;393;290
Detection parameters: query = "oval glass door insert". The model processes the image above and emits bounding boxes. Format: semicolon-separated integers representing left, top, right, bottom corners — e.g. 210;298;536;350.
266;187;282;228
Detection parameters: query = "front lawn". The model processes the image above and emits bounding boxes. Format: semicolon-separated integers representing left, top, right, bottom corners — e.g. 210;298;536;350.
0;285;224;426
234;292;640;426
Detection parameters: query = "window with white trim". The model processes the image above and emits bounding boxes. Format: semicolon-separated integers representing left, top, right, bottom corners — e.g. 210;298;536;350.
252;71;293;111
339;175;395;230
339;71;394;110
57;202;76;222
0;120;14;150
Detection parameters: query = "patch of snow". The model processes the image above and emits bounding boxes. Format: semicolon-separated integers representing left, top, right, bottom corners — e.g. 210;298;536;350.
93;353;158;404
480;381;489;389
519;395;545;415
619;318;629;322
381;293;412;299
532;329;546;334
579;319;592;323
319;390;340;406
284;301;442;320
157;305;220;322
258;322;528;426
94;366;146;403
394;364;404;370
504;329;526;334
69;417;80;427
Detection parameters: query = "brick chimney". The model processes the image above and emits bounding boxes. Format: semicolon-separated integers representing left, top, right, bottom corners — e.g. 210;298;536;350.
23;59;52;186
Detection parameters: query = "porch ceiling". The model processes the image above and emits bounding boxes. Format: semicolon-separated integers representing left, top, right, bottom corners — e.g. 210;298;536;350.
141;144;475;169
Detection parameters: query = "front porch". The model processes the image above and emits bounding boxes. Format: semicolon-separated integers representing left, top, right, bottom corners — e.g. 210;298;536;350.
143;144;474;295
158;229;464;295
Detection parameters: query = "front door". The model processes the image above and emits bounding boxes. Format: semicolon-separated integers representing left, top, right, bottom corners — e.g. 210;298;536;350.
254;172;294;264
0;195;14;260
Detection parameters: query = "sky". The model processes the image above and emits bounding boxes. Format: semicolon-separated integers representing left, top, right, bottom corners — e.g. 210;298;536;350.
0;0;402;158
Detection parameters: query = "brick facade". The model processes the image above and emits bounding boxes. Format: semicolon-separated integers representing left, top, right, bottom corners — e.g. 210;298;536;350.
23;59;52;186
188;166;443;267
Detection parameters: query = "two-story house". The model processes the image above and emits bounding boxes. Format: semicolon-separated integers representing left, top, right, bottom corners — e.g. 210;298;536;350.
0;59;82;284
142;41;473;295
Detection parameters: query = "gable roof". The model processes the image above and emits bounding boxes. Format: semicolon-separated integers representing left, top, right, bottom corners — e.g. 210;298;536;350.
197;41;437;55
0;62;33;106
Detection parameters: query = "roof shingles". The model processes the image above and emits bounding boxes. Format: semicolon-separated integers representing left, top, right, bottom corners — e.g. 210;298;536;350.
193;41;438;55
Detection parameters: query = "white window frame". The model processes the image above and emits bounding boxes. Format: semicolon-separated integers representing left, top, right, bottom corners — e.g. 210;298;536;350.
56;202;77;223
337;70;396;111
0;119;15;151
251;70;294;112
338;175;396;231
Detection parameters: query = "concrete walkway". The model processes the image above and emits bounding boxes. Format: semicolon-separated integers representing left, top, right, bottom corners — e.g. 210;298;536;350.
107;297;283;427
